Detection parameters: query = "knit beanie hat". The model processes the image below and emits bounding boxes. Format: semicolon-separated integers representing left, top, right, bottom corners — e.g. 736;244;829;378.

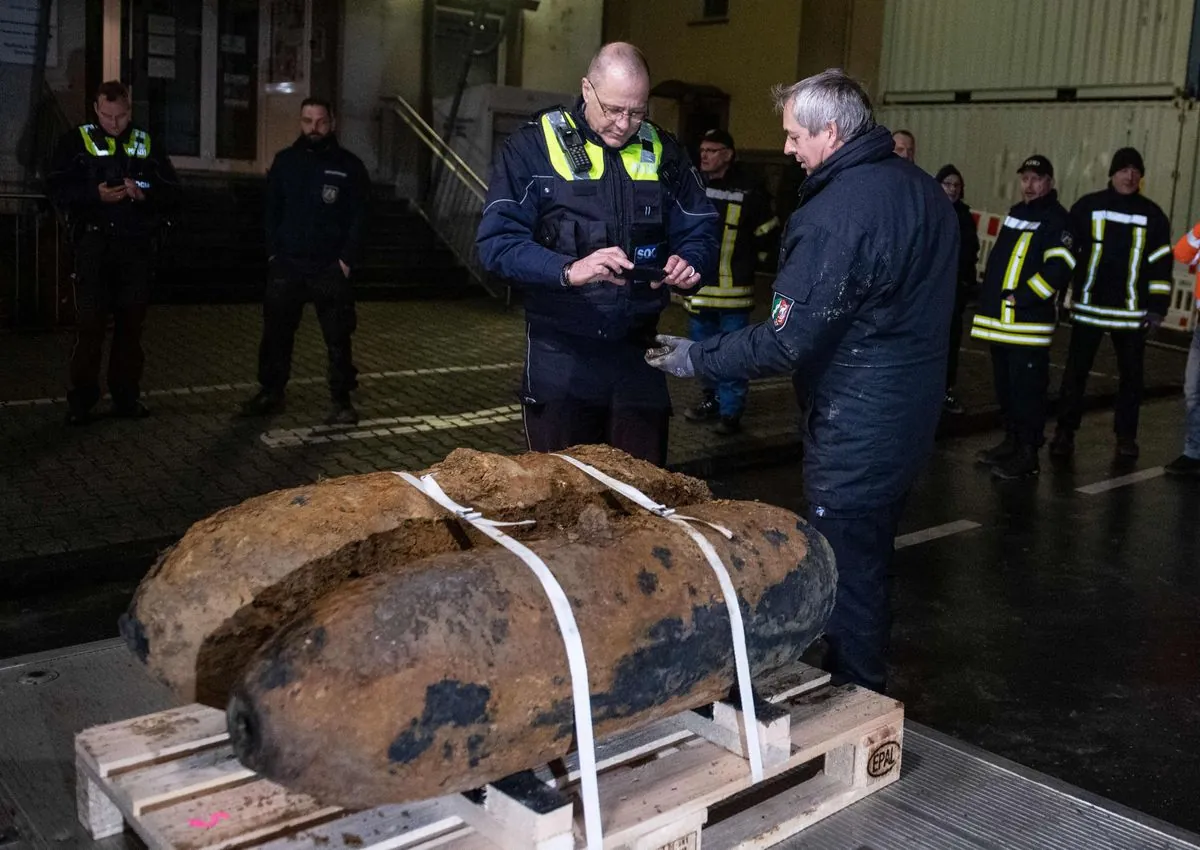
1109;147;1145;177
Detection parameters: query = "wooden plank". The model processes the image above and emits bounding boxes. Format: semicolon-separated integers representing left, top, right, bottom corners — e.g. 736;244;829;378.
75;756;125;840
76;703;228;777
593;686;903;847
700;773;886;849
824;721;904;790
759;664;832;703
252;801;475;850
787;689;904;764
110;744;256;816
596;738;753;846
132;778;340;850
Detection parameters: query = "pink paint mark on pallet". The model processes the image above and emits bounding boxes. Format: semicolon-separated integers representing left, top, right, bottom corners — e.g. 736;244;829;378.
188;811;230;829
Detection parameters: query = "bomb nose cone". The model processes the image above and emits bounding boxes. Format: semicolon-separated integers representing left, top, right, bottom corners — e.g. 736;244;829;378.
118;610;150;663
227;690;264;767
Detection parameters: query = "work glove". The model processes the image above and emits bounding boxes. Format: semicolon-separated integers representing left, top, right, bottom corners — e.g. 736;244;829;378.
645;334;696;378
1141;313;1164;333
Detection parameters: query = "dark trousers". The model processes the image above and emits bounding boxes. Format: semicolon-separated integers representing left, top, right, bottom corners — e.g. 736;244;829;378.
688;309;750;418
809;498;906;693
1056;323;1146;439
523;401;670;467
946;287;967;390
258;261;358;399
989;344;1050;447
68;232;152;413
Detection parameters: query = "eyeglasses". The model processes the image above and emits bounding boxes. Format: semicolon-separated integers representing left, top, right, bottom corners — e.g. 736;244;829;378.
585;78;648;124
699;145;730;155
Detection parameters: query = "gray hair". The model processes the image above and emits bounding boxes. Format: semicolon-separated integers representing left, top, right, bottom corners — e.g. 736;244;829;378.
772;68;875;143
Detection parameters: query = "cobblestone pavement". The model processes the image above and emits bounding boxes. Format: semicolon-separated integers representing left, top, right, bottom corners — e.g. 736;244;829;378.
0;293;1189;565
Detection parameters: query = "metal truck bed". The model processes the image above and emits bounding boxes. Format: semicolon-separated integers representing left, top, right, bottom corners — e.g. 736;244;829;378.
1;640;1197;850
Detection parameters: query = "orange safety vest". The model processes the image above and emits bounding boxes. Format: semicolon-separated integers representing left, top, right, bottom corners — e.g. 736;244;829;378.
1172;222;1200;307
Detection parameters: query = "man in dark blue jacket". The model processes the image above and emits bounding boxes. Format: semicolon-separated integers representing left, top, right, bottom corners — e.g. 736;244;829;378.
241;98;370;426
476;42;718;466
646;70;957;692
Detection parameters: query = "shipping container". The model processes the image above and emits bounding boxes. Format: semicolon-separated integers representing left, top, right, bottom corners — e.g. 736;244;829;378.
880;0;1196;101
878;99;1200;226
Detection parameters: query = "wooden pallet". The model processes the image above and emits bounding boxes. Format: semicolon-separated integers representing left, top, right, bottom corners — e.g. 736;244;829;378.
76;665;903;850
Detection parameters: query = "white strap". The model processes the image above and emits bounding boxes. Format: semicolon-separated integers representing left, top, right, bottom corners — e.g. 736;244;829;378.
550;454;765;783
393;472;605;850
551;453;735;539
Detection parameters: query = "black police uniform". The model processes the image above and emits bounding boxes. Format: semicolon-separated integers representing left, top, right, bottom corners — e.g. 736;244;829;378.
1054;184;1172;452
476;101;718;466
48;122;179;421
688;125;959;692
257;133;369;408
971;174;1076;476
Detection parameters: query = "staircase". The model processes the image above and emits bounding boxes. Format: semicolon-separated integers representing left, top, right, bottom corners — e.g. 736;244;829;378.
158;173;473;303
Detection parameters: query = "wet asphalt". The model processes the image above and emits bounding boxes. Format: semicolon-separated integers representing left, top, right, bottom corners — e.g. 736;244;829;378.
708;396;1200;833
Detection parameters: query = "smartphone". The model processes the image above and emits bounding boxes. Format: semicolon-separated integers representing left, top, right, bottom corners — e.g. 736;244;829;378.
621;265;667;283
105;178;125;188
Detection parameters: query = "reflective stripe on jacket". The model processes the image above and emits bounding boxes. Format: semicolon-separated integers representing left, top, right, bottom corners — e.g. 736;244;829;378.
971;193;1075;348
1068;188;1172;329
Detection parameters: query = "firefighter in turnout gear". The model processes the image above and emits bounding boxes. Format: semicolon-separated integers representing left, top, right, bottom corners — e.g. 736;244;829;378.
682;128;779;435
1049;148;1173;460
971;155;1076;480
476;42;718;466
48;80;179;426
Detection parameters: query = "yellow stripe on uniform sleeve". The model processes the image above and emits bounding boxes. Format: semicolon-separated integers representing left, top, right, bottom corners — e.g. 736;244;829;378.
1027;273;1054;299
1148;280;1173;294
754;216;780;237
1147;244;1172;263
1044;247;1076;268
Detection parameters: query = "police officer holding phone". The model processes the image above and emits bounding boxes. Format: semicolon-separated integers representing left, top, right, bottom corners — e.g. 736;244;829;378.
48;80;179;425
476;42;718;466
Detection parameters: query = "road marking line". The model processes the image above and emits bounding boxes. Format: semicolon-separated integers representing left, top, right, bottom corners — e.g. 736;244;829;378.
261;403;523;448
1076;466;1165;495
0;362;522;408
895;519;982;549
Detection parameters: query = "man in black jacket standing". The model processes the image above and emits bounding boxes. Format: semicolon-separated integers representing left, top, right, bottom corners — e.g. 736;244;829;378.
645;69;957;693
48;80;179;425
1050;148;1173;460
241;98;370;425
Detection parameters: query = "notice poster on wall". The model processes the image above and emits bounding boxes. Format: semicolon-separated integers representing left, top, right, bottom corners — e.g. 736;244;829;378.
0;0;59;67
147;56;176;79
267;0;306;86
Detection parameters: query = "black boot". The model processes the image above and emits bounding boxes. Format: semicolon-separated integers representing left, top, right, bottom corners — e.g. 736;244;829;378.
1115;437;1140;459
324;396;359;426
992;443;1040;480
713;416;741;436
1049;428;1075;457
975;432;1017;466
683;393;718;423
239;389;285;417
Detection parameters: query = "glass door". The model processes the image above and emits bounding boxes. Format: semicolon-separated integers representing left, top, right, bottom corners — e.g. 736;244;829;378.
215;0;259;161
125;0;267;170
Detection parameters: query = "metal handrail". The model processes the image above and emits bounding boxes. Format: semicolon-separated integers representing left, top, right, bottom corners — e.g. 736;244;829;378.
0;190;63;328
383;94;506;300
388;96;488;199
